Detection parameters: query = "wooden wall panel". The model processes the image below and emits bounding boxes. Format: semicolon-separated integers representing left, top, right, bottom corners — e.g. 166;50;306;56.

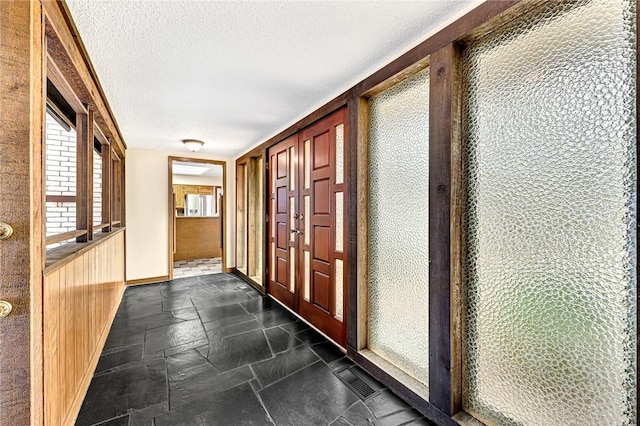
174;217;222;261
43;231;126;426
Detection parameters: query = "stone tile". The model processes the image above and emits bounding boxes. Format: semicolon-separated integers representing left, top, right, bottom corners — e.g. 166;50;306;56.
340;401;376;426
212;289;253;306
144;319;206;355
330;418;352;426
404;418;436;425
93;415;130;426
75;359;166;426
197;303;247;323
166;349;218;390
169;365;254;409
259;362;358;426
295;328;326;345
330;357;355;371
203;313;256;331
103;323;146;352
158;383;271;426
279;320;310;334
240;296;276;314
95;344;142;375
251;346;319;388
310;341;345;364
207;329;272;372
161;297;193;312
365;390;413;418
253;308;297;328
164;338;210;357
372;409;423;426
265;327;303;354
129;401;169;426
220;319;262;337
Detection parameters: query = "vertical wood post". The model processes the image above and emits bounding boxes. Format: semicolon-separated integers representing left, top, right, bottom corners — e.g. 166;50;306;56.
76;109;92;241
101;141;112;232
0;1;45;424
429;43;462;415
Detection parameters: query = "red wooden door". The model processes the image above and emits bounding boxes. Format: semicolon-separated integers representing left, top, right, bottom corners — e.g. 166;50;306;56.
268;135;297;309
297;109;347;346
267;108;347;347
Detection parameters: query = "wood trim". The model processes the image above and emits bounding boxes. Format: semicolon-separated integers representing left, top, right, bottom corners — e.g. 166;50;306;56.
93;223;111;231
428;43;459;416
93;123;109;146
46;230;87;246
75;111;90;242
42;0;126;157
168;157;227;279
45;195;76;203
46;54;86;114
127;275;170;286
101;142;112;232
350;97;368;352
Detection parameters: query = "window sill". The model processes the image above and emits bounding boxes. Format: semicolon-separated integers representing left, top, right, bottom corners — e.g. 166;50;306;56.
44;227;125;275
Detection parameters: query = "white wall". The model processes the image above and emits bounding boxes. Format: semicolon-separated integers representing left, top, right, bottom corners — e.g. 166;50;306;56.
173;174;223;187
125;147;235;281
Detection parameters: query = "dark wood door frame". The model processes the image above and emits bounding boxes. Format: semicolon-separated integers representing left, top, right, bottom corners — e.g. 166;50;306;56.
168;157;226;280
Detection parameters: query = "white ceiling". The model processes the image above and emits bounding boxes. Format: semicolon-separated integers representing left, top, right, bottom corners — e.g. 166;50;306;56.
173;160;222;177
66;0;481;158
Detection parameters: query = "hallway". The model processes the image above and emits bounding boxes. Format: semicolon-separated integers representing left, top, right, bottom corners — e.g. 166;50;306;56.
76;274;432;425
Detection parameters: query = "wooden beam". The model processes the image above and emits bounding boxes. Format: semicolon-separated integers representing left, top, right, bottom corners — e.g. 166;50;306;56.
75;111;90;242
101;143;112;232
0;1;45;424
46;230;87;246
428;43;461;416
42;0;126;157
46;54;86;114
45;195;75;203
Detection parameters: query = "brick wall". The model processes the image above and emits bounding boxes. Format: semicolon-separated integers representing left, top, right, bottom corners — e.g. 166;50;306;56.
45;113;77;240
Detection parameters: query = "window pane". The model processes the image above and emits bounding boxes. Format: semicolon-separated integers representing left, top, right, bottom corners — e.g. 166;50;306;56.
93;148;102;228
367;66;430;387
45;111;77;241
462;1;637;424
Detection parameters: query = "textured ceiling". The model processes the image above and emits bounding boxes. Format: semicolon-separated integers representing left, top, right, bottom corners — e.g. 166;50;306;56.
65;0;481;158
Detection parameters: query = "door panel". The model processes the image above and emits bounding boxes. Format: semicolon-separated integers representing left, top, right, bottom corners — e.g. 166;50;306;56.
298;109;347;346
267;108;347;347
268;136;297;309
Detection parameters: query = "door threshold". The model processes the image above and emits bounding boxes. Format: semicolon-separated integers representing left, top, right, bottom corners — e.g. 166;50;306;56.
266;294;347;353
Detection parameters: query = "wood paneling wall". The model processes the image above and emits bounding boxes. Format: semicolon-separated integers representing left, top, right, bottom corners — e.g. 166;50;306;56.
174;217;222;261
43;231;126;426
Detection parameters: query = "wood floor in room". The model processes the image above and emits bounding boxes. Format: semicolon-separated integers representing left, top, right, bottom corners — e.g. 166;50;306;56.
75;273;433;426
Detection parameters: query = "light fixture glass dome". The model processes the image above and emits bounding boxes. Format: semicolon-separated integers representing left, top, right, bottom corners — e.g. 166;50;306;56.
182;139;204;152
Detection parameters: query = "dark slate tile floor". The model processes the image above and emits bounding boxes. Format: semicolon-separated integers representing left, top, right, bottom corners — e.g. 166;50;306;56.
76;273;433;426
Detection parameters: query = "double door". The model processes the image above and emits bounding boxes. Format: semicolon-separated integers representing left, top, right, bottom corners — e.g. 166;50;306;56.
268;108;348;347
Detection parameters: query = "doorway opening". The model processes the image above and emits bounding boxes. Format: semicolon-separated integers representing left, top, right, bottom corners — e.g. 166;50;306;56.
168;157;226;279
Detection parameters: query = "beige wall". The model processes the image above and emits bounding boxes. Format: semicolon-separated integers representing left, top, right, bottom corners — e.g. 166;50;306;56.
125;147;235;281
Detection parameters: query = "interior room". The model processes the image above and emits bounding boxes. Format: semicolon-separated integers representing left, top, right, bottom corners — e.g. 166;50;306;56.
0;1;637;425
171;159;224;278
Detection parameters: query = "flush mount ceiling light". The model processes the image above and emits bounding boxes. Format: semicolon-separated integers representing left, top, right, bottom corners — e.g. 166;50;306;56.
182;139;204;152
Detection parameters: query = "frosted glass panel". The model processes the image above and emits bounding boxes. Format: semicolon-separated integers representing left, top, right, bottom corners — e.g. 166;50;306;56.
289;146;295;191
335;192;344;252
367;66;430;386
304;251;310;302
304;140;310;189
289;247;295;292
270;242;275;281
335;124;344;184
271;199;275;238
462;1;637;425
289;197;295;242
335;259;344;322
304;196;310;246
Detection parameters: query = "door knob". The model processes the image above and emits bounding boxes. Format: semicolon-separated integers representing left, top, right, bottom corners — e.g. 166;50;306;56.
0;300;12;318
0;222;13;240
